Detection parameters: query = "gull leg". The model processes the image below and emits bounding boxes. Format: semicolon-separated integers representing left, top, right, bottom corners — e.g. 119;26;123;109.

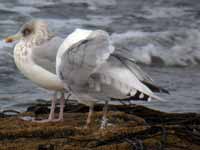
32;92;57;123
50;92;72;122
100;100;109;129
65;93;72;105
59;92;65;121
48;92;57;120
54;92;65;122
84;104;94;128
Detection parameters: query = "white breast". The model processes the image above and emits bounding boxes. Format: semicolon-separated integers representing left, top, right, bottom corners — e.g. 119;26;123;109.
14;41;64;91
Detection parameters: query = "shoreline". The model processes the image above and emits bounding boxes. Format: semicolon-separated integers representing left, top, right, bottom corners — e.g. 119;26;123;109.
0;101;199;150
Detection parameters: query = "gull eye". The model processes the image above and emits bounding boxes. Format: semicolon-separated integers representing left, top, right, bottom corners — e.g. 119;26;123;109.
22;28;32;36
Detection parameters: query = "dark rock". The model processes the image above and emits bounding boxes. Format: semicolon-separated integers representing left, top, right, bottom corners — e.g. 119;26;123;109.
38;144;55;150
27;105;50;116
1;102;199;150
0;110;20;118
34;106;50;116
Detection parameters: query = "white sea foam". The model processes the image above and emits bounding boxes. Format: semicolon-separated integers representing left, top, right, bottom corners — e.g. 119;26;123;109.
111;29;200;66
11;6;40;15
60;0;116;10
0;20;15;25
17;0;116;10
17;0;54;7
43;16;115;34
141;6;189;19
0;2;39;16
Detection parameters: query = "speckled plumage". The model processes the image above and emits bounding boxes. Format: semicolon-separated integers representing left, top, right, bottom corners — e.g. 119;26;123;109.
10;20;66;122
13;25;64;91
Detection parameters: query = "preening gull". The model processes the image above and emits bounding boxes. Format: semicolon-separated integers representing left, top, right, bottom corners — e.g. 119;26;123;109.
4;20;67;122
57;29;168;128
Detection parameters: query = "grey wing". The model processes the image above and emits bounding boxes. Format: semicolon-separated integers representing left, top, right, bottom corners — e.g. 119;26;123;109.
59;30;114;86
86;55;165;102
32;36;63;74
112;51;169;94
111;53;153;82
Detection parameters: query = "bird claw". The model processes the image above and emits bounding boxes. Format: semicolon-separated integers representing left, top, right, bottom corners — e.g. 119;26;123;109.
100;118;108;129
31;118;63;123
74;126;88;130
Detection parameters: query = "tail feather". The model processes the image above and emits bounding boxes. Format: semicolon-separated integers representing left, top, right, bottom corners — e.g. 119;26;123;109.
111;89;166;102
112;52;169;95
142;81;169;94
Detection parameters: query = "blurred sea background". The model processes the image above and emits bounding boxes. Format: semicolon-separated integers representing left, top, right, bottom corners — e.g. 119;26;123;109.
0;0;200;113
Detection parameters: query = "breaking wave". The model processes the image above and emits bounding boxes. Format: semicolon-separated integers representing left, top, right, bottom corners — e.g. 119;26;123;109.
111;29;200;66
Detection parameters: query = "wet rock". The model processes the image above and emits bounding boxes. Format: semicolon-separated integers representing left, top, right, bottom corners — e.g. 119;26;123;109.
0;110;20;118
38;144;55;150
0;102;199;150
27;105;50;116
0;112;5;118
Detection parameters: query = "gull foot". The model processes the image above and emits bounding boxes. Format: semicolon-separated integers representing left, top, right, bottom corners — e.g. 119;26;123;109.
32;118;63;123
83;125;89;129
100;118;108;129
51;118;64;122
75;125;89;130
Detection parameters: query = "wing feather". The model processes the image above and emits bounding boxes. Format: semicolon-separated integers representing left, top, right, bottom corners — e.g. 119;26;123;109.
90;55;164;101
112;52;169;94
32;36;63;74
58;30;114;87
57;29;165;103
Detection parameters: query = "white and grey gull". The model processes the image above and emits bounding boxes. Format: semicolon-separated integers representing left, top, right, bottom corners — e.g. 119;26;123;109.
4;20;67;122
56;28;168;128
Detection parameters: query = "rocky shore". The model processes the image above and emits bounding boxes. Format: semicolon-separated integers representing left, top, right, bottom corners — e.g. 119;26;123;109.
0;100;199;150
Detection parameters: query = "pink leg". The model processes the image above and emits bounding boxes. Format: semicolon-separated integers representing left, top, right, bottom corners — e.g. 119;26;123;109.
55;92;65;122
59;92;65;121
100;100;109;129
48;92;57;120
32;92;57;123
84;105;94;128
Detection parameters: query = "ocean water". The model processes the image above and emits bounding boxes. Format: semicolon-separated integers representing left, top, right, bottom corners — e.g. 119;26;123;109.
0;0;200;112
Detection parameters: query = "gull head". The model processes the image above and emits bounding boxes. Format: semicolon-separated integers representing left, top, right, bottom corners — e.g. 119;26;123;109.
4;20;52;44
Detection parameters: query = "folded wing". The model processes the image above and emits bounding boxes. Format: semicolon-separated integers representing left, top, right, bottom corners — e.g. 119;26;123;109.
112;52;169;94
32;36;63;74
57;29;165;102
57;30;114;88
89;55;164;101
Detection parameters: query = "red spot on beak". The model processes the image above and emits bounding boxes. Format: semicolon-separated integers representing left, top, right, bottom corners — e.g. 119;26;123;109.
4;37;13;43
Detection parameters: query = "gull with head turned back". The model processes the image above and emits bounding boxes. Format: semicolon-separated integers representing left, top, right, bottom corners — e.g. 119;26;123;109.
56;29;169;129
4;20;67;122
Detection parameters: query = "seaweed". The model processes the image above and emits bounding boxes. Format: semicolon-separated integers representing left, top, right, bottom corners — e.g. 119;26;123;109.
0;100;199;150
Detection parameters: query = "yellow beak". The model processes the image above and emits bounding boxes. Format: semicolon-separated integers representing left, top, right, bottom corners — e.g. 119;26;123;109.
4;33;22;43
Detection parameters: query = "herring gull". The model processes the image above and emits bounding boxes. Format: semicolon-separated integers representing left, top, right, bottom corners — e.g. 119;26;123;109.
4;20;67;122
56;29;168;128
